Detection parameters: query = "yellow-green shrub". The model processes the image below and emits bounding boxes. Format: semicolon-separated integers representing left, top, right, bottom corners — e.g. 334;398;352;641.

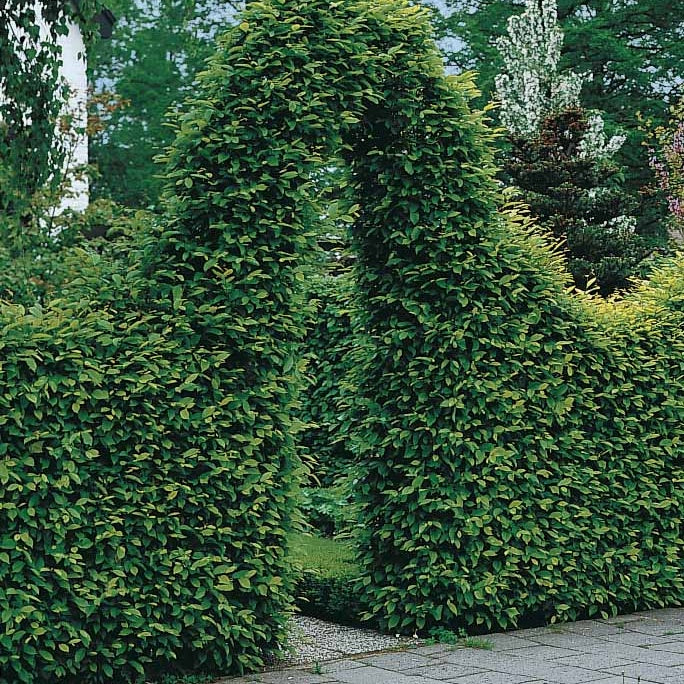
353;199;684;631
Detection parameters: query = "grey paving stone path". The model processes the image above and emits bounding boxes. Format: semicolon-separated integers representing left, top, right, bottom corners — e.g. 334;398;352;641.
219;608;684;684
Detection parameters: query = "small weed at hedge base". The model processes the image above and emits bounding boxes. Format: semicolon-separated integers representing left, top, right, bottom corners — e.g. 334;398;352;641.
425;627;462;646
461;637;494;650
156;675;215;684
548;625;567;634
425;628;493;650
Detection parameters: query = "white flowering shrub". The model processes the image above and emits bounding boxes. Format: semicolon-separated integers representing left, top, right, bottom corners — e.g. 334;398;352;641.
495;0;585;136
578;114;626;162
599;215;637;236
495;0;623;164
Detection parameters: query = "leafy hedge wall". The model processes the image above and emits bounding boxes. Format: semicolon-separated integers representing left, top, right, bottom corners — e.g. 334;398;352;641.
299;273;355;485
0;295;300;682
341;3;684;632
0;0;337;677
0;3;682;682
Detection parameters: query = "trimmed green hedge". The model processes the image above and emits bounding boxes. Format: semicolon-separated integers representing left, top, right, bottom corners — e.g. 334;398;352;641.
341;1;684;632
0;295;299;682
0;3;682;681
0;0;336;678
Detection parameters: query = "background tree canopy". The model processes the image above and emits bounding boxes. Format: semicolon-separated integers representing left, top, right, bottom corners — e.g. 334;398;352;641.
90;0;684;208
434;0;684;192
88;0;242;207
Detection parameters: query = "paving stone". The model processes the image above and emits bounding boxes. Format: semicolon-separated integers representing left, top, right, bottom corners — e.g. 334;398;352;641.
484;633;543;651
333;665;432;684
624;621;684;637
587;642;684;667
605;662;683;683
315;659;367;674
510;644;582;660
653;642;684;655
439;648;520;669
440;673;535;684
561;621;627;638
557;679;644;684
598;631;676;647
633;609;684;622
600;616;653;627
249;671;338;684
550;653;637;672
662;665;684;682
634;650;684;667
403;661;485;680
359;653;434;671
407;644;456;657
501;660;618;683
527;633;603;651
521;681;621;684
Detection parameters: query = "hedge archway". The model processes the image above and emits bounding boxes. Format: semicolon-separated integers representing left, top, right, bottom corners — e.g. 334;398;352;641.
0;0;682;681
161;0;683;640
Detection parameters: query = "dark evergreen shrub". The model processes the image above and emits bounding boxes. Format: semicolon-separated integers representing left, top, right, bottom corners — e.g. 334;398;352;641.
504;108;650;296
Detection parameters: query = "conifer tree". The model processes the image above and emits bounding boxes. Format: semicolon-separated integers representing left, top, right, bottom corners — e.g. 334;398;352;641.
495;0;647;295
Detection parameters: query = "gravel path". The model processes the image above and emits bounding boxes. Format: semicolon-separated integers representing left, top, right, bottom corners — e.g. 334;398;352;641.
271;615;421;666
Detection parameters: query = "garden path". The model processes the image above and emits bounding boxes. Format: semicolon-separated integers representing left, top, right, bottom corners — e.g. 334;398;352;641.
219;608;684;684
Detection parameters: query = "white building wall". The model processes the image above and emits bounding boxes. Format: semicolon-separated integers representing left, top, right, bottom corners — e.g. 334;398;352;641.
55;19;89;212
1;8;89;211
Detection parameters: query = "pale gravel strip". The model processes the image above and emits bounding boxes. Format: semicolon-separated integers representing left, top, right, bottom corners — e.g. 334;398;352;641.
270;615;421;667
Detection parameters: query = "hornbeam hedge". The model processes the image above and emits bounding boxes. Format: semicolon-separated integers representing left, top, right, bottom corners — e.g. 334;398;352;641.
0;1;682;682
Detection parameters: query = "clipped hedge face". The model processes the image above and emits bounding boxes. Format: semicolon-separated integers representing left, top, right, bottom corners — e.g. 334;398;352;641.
0;299;299;682
0;5;682;682
342;34;684;635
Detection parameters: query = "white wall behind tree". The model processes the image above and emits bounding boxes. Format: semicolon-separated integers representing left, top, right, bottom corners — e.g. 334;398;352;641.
54;17;89;212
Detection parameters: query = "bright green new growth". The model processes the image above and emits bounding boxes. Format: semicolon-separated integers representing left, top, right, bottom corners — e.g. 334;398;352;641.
0;2;682;680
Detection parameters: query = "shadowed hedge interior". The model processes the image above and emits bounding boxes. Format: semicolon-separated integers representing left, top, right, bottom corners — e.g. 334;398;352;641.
0;0;682;682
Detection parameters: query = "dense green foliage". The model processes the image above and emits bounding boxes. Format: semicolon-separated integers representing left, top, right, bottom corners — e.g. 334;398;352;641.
305;0;684;634
0;292;298;682
2;1;683;676
290;534;362;624
350;80;684;626
299;273;355;485
505;108;649;295
0;0;345;677
298;485;353;537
